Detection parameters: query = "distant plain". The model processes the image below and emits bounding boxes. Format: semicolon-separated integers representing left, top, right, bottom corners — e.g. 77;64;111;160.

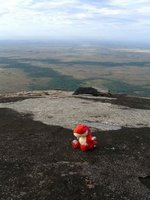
0;41;150;96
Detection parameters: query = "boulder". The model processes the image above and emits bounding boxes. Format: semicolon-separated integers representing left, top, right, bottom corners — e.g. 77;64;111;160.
73;87;112;97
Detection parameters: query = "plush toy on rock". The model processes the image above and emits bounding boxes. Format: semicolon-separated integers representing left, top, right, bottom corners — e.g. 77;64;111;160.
72;124;97;151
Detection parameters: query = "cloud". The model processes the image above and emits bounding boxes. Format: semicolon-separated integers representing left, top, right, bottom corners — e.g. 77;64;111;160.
0;0;149;41
30;0;77;10
137;6;150;15
109;0;149;6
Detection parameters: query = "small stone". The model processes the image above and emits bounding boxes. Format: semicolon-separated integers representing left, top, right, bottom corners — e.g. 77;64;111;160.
20;192;27;196
87;184;95;189
39;180;45;186
111;147;115;150
69;171;77;175
61;173;66;177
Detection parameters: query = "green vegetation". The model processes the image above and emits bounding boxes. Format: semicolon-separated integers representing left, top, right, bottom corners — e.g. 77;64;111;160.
104;80;150;97
0;51;150;96
0;57;83;91
23;58;150;68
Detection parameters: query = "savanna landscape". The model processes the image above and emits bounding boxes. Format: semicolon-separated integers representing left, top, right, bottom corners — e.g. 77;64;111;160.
0;41;150;96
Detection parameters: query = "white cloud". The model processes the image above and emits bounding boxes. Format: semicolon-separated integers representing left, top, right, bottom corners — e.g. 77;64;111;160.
31;0;78;9
97;8;123;15
0;0;149;41
137;6;150;15
110;0;149;6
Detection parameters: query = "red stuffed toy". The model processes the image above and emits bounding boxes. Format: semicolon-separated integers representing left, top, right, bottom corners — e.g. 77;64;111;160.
72;124;97;151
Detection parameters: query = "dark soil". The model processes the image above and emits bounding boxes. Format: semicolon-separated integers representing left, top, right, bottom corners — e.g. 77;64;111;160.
0;107;150;200
73;87;150;109
0;96;41;103
75;95;150;110
108;95;150;109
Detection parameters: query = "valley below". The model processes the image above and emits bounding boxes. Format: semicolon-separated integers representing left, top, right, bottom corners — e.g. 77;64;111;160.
0;41;150;97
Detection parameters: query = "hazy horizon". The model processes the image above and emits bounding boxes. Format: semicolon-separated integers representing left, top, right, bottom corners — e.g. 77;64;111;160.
0;39;150;49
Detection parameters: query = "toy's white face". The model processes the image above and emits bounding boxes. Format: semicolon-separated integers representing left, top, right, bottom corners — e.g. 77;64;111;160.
74;130;88;139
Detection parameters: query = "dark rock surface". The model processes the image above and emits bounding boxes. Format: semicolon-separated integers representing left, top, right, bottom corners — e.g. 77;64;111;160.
1;89;150;110
75;94;150;110
0;108;150;200
73;87;112;97
0;96;37;103
73;87;150;109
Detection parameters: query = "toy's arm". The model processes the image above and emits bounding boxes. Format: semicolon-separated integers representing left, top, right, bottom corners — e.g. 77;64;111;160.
92;136;96;140
71;140;80;149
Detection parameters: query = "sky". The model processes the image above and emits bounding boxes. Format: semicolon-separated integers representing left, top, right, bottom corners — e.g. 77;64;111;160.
0;0;150;42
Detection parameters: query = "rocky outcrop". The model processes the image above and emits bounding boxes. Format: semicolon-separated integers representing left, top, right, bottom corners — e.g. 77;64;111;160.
0;90;150;199
73;87;112;97
0;90;150;130
0;107;149;200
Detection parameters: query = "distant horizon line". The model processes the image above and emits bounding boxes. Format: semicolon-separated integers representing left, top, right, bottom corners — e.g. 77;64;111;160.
0;39;150;48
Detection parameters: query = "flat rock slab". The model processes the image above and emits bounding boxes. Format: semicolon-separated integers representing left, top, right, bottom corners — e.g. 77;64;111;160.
0;95;150;130
0;108;150;200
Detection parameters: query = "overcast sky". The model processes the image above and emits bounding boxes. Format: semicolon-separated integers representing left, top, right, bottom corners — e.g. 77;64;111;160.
0;0;150;42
